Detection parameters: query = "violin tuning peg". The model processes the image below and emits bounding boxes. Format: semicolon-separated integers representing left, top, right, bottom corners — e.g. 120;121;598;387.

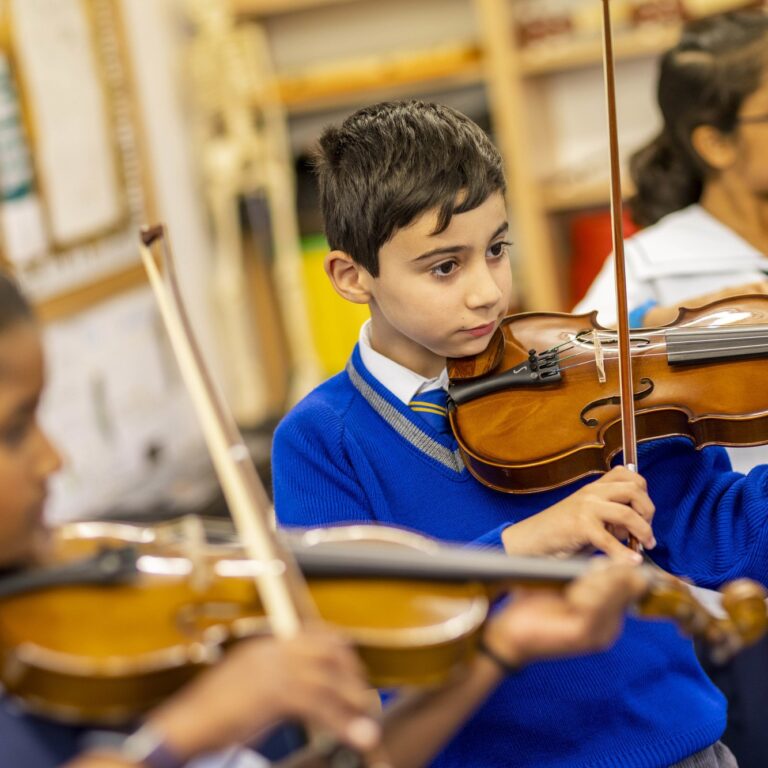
720;579;768;647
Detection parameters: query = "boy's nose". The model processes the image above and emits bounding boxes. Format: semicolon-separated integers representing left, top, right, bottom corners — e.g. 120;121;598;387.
465;262;503;310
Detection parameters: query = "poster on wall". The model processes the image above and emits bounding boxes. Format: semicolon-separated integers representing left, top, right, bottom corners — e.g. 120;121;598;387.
9;0;126;247
0;0;150;317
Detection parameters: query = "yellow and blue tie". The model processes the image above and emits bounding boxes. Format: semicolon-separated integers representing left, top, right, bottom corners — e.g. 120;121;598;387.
409;389;452;436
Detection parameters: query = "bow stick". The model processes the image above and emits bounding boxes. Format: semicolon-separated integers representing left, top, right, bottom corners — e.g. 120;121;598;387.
139;226;380;767
601;0;642;551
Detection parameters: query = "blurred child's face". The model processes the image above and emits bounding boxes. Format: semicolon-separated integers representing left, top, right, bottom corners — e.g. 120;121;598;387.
0;322;61;568
363;191;513;377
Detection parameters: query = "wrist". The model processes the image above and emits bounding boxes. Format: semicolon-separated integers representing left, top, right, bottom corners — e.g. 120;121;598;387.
628;299;658;328
477;621;528;676
146;700;215;762
501;520;547;557
85;725;187;768
477;638;523;676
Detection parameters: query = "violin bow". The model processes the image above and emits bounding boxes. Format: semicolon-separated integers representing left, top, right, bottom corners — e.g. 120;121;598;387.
600;0;641;551
140;226;384;767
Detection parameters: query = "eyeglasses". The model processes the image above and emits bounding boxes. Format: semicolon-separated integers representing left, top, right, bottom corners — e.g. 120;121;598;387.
738;113;768;125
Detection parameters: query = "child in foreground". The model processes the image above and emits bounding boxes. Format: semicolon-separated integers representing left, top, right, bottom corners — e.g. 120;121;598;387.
0;273;646;768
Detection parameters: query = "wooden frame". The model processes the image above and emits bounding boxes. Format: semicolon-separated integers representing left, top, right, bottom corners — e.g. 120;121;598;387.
0;0;154;321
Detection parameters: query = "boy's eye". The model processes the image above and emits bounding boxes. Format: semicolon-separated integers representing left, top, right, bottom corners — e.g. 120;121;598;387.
488;241;512;259
430;260;458;278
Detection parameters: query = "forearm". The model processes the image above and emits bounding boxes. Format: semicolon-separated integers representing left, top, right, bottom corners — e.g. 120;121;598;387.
377;654;502;768
281;654;503;768
62;758;132;768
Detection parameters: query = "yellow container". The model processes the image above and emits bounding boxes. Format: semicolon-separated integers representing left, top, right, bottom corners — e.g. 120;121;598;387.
301;235;369;376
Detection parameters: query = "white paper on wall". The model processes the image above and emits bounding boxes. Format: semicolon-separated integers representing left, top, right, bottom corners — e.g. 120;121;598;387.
40;287;211;523
10;0;124;246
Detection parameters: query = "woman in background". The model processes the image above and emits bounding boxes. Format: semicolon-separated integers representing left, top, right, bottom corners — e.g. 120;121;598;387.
577;9;768;350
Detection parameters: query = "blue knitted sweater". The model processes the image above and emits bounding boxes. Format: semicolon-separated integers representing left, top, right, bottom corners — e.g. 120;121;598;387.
273;345;768;768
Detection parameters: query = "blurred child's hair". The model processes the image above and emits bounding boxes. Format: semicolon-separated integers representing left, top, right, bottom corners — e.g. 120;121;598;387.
0;271;33;332
314;100;506;276
631;8;768;227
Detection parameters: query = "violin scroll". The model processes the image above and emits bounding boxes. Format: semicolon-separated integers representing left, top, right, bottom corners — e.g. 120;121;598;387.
638;573;768;663
717;579;768;659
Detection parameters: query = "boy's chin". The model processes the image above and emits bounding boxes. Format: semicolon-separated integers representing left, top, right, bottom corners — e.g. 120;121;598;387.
448;335;497;359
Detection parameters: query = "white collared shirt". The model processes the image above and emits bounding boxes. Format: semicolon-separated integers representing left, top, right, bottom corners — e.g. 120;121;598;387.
358;319;448;405
575;204;768;327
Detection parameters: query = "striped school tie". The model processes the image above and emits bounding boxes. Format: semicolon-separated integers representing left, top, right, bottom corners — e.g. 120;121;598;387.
409;388;452;436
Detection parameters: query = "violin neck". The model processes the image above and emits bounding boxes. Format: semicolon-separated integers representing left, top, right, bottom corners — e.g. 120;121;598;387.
0;546;138;599
288;539;592;585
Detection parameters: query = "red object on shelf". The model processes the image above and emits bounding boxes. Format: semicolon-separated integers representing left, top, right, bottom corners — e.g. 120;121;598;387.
568;208;640;309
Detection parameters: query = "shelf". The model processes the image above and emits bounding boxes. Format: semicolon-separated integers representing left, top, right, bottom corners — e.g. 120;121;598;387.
520;22;681;75
233;0;358;16
36;263;147;323
275;42;483;114
541;178;635;212
270;24;680;114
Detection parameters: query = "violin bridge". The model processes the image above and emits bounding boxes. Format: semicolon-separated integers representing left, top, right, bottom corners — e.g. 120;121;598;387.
592;330;607;384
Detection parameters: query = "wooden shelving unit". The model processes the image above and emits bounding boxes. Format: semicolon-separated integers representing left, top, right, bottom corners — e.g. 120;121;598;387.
237;0;680;309
234;0;356;14
520;22;680;75
268;21;679;117
35;263;146;323
541;179;636;212
277;42;483;114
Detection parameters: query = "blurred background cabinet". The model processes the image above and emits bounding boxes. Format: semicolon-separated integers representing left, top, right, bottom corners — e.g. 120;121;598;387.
231;0;682;311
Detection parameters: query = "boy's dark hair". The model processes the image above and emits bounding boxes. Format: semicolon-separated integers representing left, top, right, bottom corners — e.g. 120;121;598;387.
314;100;506;277
0;271;33;332
631;8;768;227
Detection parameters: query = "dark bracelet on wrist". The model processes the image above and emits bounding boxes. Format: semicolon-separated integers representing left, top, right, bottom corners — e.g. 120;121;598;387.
477;638;521;676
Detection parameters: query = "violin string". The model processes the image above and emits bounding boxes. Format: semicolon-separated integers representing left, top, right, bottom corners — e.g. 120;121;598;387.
536;323;768;348
552;340;668;366
589;323;768;339
537;329;768;365
556;340;768;374
528;338;768;370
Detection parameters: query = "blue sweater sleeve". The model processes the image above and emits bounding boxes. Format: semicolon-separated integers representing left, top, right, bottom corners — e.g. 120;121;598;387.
272;399;375;529
469;524;510;550
639;438;768;587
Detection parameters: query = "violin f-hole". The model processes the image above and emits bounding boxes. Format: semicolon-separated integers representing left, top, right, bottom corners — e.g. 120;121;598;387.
580;378;655;428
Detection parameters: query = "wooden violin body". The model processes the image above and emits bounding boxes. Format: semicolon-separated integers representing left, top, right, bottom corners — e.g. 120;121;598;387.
0;521;489;724
448;295;768;493
1;518;766;726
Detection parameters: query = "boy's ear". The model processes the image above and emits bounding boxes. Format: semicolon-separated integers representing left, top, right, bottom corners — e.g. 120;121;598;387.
324;250;373;304
691;124;737;171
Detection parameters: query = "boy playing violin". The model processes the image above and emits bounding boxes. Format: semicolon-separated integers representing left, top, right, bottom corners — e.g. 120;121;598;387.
273;100;768;768
0;271;647;768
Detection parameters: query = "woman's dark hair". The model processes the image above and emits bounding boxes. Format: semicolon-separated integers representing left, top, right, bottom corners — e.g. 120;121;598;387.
0;271;33;332
631;9;768;227
314;100;505;276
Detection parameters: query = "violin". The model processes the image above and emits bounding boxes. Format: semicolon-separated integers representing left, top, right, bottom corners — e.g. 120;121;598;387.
447;295;768;493
1;517;766;725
